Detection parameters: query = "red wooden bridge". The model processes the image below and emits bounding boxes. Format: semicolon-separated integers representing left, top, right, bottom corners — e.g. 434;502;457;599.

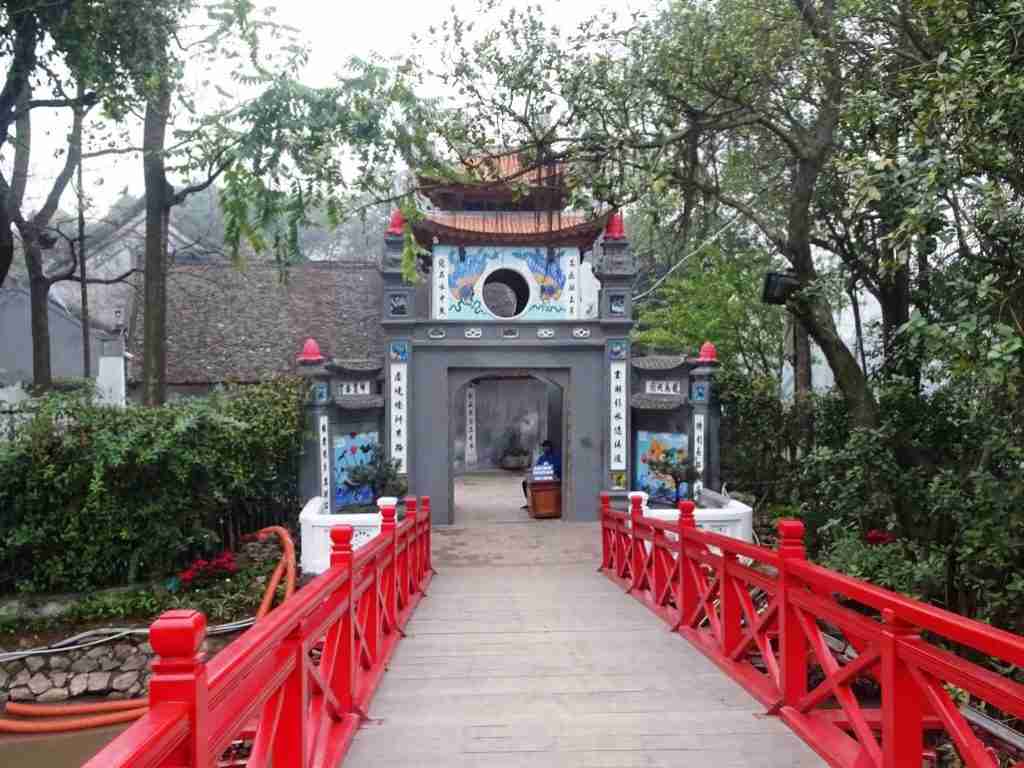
84;495;1024;768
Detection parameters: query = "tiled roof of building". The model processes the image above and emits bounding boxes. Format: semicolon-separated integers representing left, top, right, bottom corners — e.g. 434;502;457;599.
414;210;610;249
128;262;383;385
335;394;385;410
631;393;687;410
631;355;688;371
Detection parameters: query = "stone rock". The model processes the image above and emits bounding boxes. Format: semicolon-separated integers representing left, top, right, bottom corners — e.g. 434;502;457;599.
27;672;52;695
113;643;135;660
50;672;68;688
107;691;129;700
86;672;110;693
120;654;147;672
9;687;33;701
0;669;8;689
127;682;143;696
71;657;98;674
48;654;71;671
138;642;153;655
111;672;138;692
12;669;30;688
24;656;46;673
37;687;69;703
69;673;89;697
85;647;109;660
100;657;121;672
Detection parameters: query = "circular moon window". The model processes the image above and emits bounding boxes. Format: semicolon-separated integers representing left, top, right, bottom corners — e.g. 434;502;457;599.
482;268;531;318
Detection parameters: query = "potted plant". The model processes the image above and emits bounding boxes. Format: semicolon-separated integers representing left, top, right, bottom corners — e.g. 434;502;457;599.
499;427;531;471
346;445;409;513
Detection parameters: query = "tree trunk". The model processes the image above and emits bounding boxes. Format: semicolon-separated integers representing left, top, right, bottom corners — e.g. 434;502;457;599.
142;73;172;406
786;157;879;430
77;104;90;378
794;320;813;447
24;237;52;390
0;209;14;288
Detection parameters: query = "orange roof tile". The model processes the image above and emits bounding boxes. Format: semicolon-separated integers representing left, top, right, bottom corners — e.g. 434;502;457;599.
423;211;595;235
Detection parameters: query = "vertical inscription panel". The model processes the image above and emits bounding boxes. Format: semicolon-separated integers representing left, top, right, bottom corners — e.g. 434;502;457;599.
609;361;628;471
390;363;408;473
465;385;478;466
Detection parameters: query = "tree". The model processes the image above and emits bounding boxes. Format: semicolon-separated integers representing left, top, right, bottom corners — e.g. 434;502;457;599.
407;0;882;425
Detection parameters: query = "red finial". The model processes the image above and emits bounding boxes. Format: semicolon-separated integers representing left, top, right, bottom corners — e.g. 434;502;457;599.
386;208;405;235
697;341;717;363
604;211;625;240
296;337;325;364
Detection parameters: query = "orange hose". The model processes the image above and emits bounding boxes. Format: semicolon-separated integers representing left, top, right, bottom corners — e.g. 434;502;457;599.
0;707;147;733
256;526;296;607
3;529;298;733
256;556;286;620
4;699;147;717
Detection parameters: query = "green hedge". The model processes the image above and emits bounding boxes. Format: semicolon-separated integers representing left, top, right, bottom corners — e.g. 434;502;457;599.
0;378;306;594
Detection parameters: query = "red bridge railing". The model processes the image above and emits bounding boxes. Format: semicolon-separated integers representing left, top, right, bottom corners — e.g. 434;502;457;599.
599;493;1024;768
85;496;433;768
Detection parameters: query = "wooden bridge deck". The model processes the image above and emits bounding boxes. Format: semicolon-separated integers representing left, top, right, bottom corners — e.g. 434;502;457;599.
344;521;823;767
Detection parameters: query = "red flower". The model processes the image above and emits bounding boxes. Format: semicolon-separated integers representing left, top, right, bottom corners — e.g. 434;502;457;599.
350;446;358;455
865;529;897;546
350;432;357;438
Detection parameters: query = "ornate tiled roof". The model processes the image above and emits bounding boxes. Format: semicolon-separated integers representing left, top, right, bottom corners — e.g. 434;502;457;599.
631;393;687;411
128;262;383;385
335;394;385;410
631;355;687;371
326;358;384;375
413;210;609;249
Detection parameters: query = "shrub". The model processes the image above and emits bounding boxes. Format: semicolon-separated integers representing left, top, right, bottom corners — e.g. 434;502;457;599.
0;378;306;594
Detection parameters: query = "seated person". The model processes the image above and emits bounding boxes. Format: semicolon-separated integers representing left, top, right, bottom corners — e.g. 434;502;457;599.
522;439;561;508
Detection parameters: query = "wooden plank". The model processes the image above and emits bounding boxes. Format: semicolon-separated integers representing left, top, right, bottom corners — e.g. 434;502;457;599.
344;521;823;767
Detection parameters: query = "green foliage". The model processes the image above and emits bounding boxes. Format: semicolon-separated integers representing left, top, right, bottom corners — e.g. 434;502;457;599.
797;381;1024;634
0;378;306;594
345;444;408;503
634;235;785;379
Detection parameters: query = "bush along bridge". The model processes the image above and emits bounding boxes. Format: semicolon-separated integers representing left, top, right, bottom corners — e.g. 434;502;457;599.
84;494;1024;768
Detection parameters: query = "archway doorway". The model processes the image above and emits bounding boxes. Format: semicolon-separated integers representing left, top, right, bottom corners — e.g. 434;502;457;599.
449;371;565;525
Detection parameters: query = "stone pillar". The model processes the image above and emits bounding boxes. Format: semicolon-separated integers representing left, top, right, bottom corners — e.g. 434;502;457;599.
381;210;416;482
594;213;636;495
690;342;721;495
296;338;332;512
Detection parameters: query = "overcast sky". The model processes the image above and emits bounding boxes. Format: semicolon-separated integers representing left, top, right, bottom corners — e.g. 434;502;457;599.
20;0;644;219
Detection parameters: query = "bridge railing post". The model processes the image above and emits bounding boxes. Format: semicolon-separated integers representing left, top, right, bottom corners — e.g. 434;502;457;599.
381;501;398;635
629;493;645;590
330;526;355;714
676;500;698;626
599;492;611;570
404;497;417;604
421;496;433;575
148;610;211;768
880;608;923;767
777;519;808;707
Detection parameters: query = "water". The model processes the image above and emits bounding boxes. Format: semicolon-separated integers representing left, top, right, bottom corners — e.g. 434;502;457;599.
0;724;125;767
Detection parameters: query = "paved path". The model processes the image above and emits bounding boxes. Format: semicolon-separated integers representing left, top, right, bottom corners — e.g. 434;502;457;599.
344;522;824;767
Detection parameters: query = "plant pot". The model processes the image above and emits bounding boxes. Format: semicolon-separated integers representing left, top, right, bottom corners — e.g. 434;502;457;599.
500;454;530;471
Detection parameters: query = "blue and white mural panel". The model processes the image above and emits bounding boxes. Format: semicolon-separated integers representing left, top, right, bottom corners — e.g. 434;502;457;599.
334;431;379;507
432;245;598;321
